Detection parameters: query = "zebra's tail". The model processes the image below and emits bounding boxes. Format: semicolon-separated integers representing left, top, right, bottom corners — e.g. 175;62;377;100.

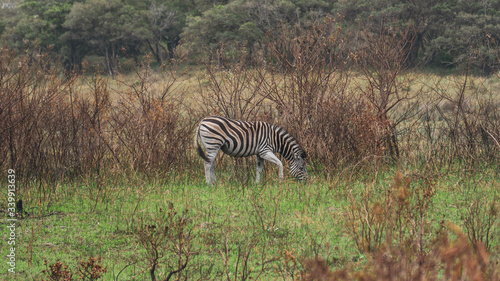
195;127;209;162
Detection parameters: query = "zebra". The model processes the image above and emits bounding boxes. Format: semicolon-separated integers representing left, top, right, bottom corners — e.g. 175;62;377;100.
195;116;308;184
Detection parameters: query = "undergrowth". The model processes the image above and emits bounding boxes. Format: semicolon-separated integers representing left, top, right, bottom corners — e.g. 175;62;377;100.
1;167;499;280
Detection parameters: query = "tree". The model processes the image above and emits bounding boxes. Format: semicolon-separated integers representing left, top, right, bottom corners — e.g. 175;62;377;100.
181;3;247;64
146;2;177;64
63;0;150;75
181;0;305;64
334;0;500;70
2;1;73;55
335;0;446;67
428;0;500;72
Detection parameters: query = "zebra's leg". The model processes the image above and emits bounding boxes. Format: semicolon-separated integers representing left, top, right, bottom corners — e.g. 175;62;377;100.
204;160;213;184
209;159;216;184
256;156;264;183
204;147;221;184
259;151;284;182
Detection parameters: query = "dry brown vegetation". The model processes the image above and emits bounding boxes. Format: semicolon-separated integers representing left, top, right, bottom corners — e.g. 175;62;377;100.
1;17;500;280
42;256;107;281
1;18;499;180
0;50;195;182
302;225;499;280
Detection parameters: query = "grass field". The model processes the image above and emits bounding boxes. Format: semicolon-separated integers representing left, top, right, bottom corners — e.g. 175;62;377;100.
1;47;500;279
2;164;499;280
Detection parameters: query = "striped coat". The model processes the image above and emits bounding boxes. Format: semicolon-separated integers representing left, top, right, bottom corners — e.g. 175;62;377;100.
195;116;307;184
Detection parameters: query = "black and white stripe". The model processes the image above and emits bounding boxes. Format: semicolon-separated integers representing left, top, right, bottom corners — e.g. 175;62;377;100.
195;116;307;184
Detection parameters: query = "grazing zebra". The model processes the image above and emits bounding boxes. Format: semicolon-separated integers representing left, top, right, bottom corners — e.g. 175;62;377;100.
195;116;308;184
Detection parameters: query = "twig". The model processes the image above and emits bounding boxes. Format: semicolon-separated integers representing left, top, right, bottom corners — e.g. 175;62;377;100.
114;260;139;281
482;126;500;150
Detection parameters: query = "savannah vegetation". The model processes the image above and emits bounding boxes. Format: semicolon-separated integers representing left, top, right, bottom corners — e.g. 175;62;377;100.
1;0;500;280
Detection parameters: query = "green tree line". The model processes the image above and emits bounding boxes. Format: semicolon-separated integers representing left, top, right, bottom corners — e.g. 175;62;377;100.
1;0;499;74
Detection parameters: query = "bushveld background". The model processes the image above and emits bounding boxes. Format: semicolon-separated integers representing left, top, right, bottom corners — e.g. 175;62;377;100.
1;7;500;281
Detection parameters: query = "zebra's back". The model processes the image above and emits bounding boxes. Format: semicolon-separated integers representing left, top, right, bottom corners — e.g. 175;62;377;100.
198;116;272;158
196;116;308;184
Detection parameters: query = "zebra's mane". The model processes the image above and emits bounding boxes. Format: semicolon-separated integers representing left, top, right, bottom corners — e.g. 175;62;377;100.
271;124;307;159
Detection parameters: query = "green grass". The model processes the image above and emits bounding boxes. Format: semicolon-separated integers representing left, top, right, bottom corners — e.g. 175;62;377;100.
1;166;499;280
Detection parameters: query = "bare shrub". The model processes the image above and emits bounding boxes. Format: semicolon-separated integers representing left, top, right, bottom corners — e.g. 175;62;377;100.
463;195;499;251
0;49;112;181
135;202;196;281
301;258;349;281
198;54;270;121
72;74;112;176
421;69;500;167
198;193;284;280
0;48;194;182
275;249;301;280
301;225;499;281
112;64;194;175
262;16;385;173
0;48;82;180
343;170;499;280
264;16;348;123
77;256;108;281
484;36;500;156
345;171;435;254
353;20;422;160
308;97;386;170
42;256;107;281
42;260;74;281
456;179;500;251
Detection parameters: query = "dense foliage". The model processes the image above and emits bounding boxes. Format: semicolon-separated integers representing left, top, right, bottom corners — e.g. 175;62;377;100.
1;0;500;73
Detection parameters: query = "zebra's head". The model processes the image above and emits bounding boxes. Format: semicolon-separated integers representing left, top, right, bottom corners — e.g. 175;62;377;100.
290;150;308;182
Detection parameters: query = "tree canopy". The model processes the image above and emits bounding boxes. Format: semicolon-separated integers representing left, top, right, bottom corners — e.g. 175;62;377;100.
1;0;499;73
